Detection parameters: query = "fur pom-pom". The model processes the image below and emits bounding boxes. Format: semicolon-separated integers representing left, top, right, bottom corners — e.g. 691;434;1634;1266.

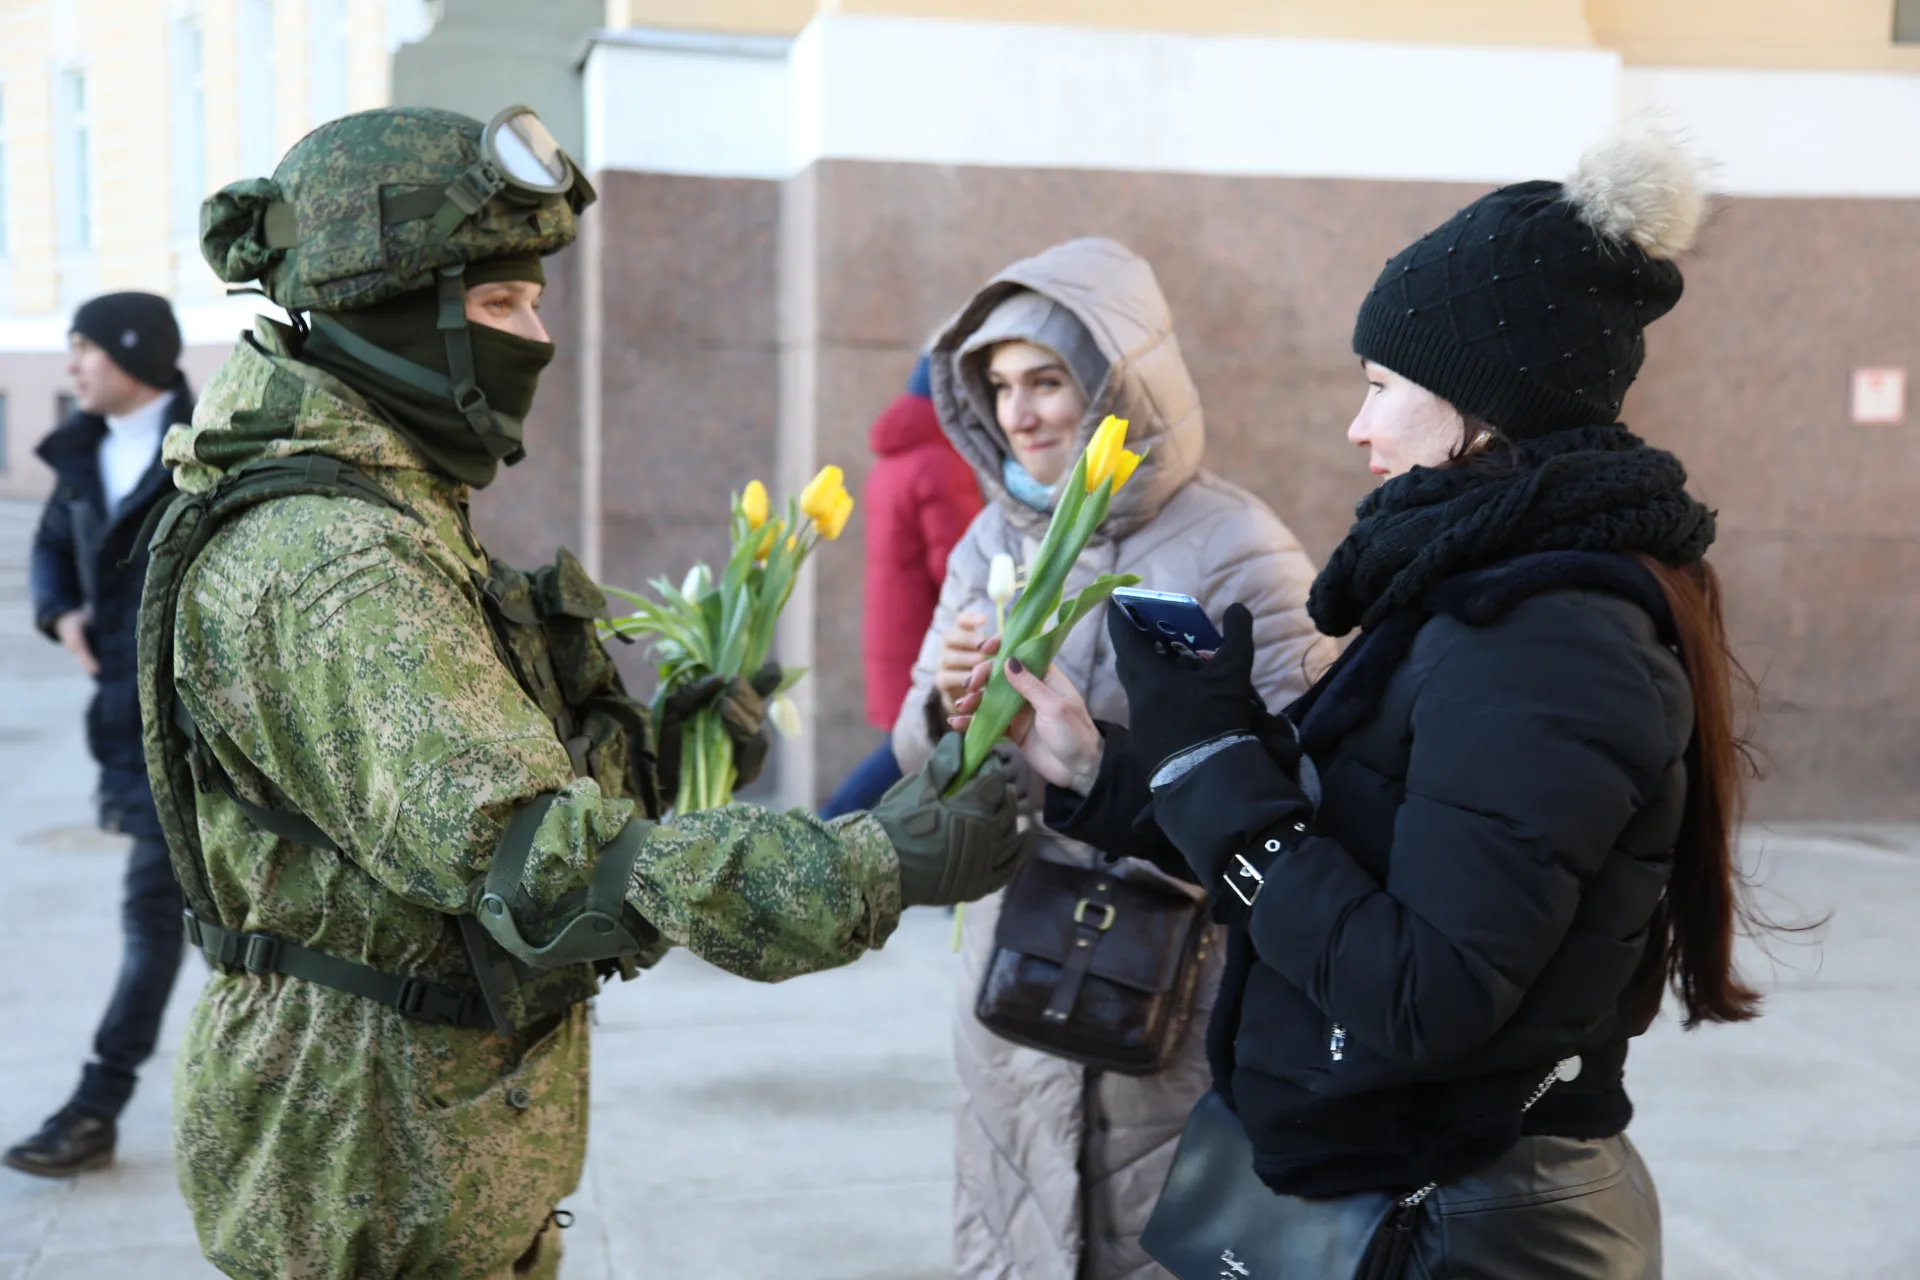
1564;123;1707;260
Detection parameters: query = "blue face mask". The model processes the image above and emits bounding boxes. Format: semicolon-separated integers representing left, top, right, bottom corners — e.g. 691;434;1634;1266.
1001;454;1056;513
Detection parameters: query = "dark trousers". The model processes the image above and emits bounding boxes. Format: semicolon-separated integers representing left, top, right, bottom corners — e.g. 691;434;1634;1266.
70;837;186;1120
819;740;904;820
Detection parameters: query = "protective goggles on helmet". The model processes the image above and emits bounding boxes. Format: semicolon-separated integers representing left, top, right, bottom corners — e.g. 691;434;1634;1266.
336;105;594;243
484;106;574;195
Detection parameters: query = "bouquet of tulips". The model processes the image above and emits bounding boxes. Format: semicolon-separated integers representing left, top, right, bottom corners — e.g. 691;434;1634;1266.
948;414;1146;794
603;466;856;812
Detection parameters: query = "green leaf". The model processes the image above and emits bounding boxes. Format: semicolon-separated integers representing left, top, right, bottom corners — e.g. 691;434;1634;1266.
774;665;807;693
1050;572;1140;637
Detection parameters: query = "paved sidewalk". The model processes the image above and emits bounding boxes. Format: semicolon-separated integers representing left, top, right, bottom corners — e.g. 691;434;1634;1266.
2;496;1917;1278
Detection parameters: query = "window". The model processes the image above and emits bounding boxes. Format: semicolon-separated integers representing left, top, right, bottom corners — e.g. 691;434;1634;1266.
0;393;8;474
237;0;278;174
172;18;207;236
54;69;90;252
1899;0;1920;42
0;84;9;258
308;0;348;127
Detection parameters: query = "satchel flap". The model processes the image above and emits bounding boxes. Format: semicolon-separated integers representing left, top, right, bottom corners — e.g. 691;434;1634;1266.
993;859;1201;994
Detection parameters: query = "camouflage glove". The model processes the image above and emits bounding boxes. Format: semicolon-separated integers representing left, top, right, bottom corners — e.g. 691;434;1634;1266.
657;661;784;796
871;734;1032;907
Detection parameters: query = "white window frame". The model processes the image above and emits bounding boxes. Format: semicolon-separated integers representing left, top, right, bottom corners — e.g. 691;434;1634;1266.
237;0;279;174
172;15;207;238
54;67;91;254
0;81;10;260
308;0;349;127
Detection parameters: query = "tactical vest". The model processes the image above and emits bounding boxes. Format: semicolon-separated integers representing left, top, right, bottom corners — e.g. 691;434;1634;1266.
136;454;668;1037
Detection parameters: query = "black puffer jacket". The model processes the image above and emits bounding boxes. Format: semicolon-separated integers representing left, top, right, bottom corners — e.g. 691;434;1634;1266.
1053;552;1693;1197
29;375;194;838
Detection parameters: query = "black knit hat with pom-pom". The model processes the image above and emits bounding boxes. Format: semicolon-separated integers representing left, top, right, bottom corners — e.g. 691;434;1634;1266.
1353;126;1706;439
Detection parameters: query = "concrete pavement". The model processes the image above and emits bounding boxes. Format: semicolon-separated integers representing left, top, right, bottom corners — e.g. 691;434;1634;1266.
1;495;1917;1278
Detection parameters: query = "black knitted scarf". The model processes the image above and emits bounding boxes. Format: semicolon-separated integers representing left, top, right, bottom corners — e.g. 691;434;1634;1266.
1308;425;1716;638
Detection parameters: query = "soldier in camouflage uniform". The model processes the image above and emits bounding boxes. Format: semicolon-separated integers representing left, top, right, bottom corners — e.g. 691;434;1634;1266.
138;106;1029;1279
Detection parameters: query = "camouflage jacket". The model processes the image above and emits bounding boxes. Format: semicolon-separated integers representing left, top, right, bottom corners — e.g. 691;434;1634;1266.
163;319;902;1279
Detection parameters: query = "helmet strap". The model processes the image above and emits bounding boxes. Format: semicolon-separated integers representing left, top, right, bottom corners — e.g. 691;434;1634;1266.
436;265;495;437
435;265;524;463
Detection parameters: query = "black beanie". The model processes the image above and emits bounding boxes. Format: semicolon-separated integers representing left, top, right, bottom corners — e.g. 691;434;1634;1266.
1353;128;1706;439
70;292;183;391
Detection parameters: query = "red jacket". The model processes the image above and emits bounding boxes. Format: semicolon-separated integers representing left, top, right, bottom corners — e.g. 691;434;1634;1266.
862;392;983;728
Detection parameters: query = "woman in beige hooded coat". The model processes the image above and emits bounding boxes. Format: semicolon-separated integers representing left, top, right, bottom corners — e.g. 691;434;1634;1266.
894;237;1332;1278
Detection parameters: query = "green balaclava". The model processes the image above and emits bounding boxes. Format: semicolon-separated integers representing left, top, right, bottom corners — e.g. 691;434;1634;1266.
301;256;555;487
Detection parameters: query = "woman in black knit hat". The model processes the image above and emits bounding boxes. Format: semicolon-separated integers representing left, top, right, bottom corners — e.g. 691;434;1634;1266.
951;126;1762;1277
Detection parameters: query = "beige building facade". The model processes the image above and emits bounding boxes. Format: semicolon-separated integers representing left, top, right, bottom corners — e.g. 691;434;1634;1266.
0;0;423;491
3;0;1917;818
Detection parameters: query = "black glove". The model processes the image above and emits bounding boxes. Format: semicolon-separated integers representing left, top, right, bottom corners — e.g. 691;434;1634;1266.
1151;739;1312;906
1042;722;1193;884
656;661;784;796
870;734;1033;907
1107;601;1265;775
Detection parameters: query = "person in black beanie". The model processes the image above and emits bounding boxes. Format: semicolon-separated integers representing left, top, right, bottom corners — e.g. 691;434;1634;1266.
9;293;195;1177
951;126;1771;1277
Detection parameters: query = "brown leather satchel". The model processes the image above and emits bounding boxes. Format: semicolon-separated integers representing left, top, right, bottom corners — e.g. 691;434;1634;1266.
975;857;1210;1075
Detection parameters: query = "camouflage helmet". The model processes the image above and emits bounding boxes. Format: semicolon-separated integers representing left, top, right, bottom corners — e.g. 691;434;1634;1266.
200;105;595;313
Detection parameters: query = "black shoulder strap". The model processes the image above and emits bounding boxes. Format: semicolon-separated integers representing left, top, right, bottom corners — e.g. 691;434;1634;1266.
142;454;413;929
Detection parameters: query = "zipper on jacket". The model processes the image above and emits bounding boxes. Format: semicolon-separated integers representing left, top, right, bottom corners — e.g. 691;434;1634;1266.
1328;1023;1347;1062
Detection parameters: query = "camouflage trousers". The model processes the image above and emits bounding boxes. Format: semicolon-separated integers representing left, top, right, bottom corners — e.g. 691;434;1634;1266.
485;1216;563;1280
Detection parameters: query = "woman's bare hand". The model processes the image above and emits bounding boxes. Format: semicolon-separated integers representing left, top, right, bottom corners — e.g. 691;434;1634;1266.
935;610;993;713
947;655;1103;795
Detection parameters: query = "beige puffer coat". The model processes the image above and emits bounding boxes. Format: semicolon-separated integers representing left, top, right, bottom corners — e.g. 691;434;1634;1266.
895;238;1333;1279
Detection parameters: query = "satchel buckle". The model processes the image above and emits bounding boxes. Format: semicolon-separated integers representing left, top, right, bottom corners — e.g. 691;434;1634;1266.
1072;900;1116;931
1224;854;1265;907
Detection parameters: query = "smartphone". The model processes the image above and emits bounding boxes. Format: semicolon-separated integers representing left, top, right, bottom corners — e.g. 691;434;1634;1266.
1110;587;1224;654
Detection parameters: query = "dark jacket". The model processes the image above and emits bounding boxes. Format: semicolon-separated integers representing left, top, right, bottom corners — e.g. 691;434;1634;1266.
30;373;195;838
1053;552;1693;1197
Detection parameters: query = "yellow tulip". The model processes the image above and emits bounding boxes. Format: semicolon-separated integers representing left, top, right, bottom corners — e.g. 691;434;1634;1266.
1084;415;1142;493
815;489;855;541
1107;447;1144;493
753;518;783;560
741;480;770;530
800;465;847;523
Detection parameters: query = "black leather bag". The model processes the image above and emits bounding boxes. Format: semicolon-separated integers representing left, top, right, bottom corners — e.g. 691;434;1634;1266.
974;857;1209;1075
1141;1092;1417;1280
1143;1066;1571;1280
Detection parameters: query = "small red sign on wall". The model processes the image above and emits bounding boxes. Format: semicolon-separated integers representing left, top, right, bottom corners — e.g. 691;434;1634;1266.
1851;367;1906;424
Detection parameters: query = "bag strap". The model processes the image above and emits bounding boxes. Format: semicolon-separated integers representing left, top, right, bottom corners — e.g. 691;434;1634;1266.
183;909;493;1030
1355;1059;1576;1280
1399;1059;1574;1212
1042;874;1118;1024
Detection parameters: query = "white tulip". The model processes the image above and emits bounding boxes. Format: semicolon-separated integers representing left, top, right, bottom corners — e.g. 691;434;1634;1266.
769;693;804;740
988;553;1017;607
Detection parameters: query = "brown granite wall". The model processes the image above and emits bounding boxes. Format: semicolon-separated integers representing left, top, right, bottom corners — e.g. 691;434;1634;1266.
582;170;784;702
1627;197;1920;820
469;244;585;567
784;160;1920;820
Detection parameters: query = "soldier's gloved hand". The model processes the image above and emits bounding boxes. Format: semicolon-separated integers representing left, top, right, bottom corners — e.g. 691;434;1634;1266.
871;734;1032;907
657;661;784;796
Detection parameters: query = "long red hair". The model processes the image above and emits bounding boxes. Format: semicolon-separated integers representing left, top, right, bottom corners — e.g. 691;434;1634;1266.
1631;554;1766;1027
